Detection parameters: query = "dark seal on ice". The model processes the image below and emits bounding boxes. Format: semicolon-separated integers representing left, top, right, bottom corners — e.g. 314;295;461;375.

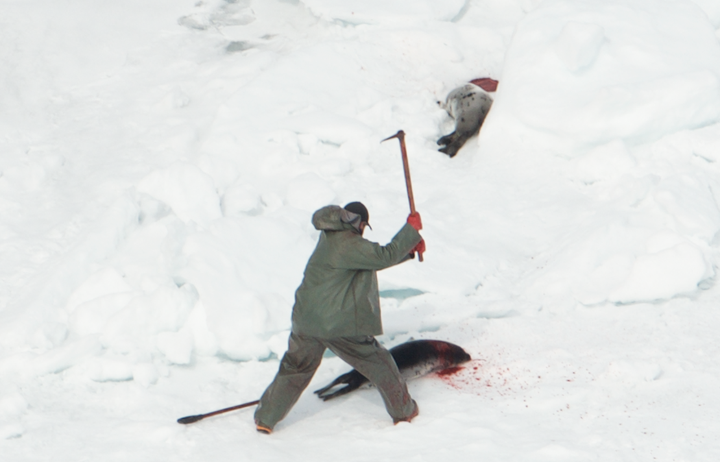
314;339;472;401
437;79;496;158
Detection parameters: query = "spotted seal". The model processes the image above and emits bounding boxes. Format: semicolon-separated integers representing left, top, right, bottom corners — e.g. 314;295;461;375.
437;78;497;158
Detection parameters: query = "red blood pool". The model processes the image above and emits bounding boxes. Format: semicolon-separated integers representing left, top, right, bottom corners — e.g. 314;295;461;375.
436;366;464;377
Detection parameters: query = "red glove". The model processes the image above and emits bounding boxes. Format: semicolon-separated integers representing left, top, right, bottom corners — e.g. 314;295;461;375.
410;239;426;259
407;212;422;231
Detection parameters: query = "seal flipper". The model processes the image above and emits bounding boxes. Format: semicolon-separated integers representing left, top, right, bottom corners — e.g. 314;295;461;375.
314;370;369;401
316;382;358;401
312;375;347;398
437;132;456;148
438;132;471;158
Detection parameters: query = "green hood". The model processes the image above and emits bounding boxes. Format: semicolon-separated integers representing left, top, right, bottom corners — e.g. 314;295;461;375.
311;205;362;233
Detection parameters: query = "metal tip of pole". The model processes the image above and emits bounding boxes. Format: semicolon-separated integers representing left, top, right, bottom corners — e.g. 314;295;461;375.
177;415;204;425
381;130;405;143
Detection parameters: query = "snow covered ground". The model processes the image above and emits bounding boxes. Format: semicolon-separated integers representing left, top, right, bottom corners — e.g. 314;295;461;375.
2;0;720;460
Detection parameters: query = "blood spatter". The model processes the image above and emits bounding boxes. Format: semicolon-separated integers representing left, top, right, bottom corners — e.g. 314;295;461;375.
436;366;464;377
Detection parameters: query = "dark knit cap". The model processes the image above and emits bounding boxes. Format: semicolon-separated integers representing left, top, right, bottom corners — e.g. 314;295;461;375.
344;201;371;228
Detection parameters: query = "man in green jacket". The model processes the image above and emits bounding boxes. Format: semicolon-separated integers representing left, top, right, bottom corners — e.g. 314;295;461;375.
254;202;425;434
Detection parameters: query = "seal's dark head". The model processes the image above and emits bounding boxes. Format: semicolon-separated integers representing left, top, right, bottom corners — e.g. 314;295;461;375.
426;340;472;367
448;343;472;364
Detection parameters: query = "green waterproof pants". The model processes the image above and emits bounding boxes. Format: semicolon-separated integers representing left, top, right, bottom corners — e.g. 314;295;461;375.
254;332;416;430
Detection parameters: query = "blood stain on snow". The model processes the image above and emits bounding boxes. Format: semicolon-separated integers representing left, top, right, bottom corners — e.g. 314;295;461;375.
436;366;464;377
437;359;495;393
435;354;540;398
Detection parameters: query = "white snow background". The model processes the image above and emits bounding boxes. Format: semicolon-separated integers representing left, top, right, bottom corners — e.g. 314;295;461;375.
2;0;720;460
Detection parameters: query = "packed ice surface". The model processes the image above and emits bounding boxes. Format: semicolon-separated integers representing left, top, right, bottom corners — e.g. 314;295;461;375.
489;0;720;152
1;0;720;460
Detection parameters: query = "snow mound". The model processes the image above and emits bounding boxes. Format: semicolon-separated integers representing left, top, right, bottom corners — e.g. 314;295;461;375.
137;163;222;226
488;0;720;153
286;172;336;211
65;267;134;314
610;241;709;303
554;21;605;73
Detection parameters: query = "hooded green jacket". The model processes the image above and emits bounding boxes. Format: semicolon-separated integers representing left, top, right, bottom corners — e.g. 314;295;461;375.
291;205;422;339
